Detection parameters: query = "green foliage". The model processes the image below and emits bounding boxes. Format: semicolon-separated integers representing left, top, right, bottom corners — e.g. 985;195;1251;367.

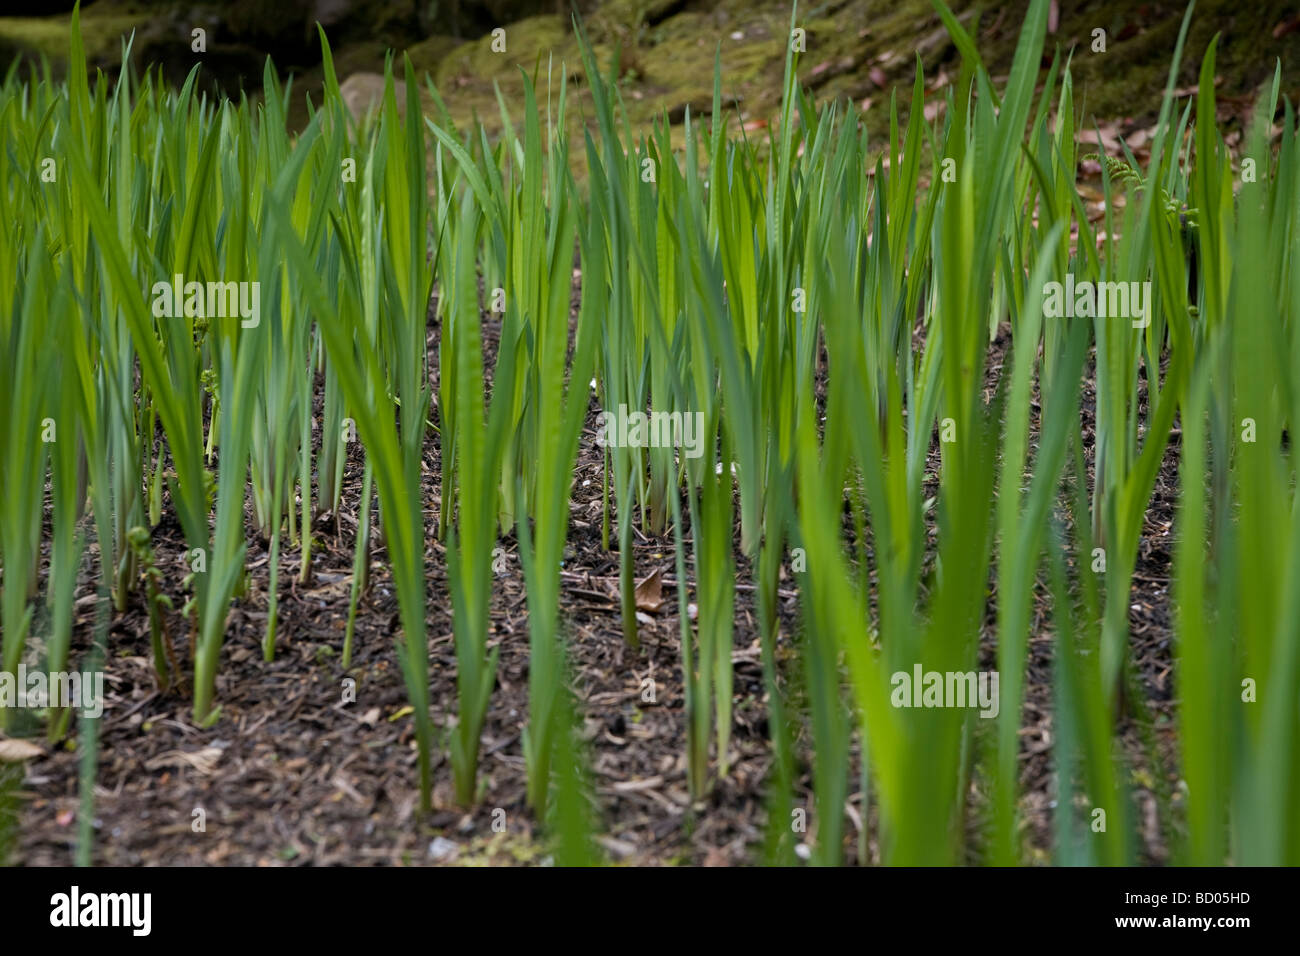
1;0;1296;868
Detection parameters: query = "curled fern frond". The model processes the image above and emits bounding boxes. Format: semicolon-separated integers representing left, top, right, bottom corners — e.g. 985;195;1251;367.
1082;151;1146;188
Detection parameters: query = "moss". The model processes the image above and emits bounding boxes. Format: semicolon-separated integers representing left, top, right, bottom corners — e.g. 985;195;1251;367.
9;0;1297;168
405;34;464;77
951;0;1299;127
331;40;392;76
434;13;573;88
0;11;153;70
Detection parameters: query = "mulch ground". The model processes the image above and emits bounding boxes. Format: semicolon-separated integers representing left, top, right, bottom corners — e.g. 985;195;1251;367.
11;277;1184;867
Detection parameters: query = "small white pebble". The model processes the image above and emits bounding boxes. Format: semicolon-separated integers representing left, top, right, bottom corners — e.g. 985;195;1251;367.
428;836;459;862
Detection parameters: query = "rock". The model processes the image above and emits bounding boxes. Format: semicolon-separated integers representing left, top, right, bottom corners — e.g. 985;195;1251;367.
427;836;459;862
338;72;405;122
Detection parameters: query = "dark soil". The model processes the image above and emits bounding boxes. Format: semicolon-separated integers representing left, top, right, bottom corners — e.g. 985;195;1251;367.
11;263;1186;866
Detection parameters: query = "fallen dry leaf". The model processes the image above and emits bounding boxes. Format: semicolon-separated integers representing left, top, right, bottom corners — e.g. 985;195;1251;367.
595;835;637;860
1125;127;1153;152
633;567;665;613
703;846;732;867
611;774;665;793
1077;124;1123;153
0;737;44;761
144;746;224;775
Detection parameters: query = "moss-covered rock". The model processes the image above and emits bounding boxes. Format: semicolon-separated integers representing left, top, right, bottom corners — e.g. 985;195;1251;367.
3;0;1295;150
0;9;155;72
433;12;572;87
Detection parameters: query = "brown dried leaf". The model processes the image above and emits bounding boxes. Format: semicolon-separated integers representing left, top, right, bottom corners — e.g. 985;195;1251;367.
145;746;224;775
1077;124;1123;153
1125;127;1152;152
0;737;44;761
633;567;665;613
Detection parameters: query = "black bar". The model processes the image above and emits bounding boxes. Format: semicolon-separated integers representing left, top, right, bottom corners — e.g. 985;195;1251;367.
0;865;1281;944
